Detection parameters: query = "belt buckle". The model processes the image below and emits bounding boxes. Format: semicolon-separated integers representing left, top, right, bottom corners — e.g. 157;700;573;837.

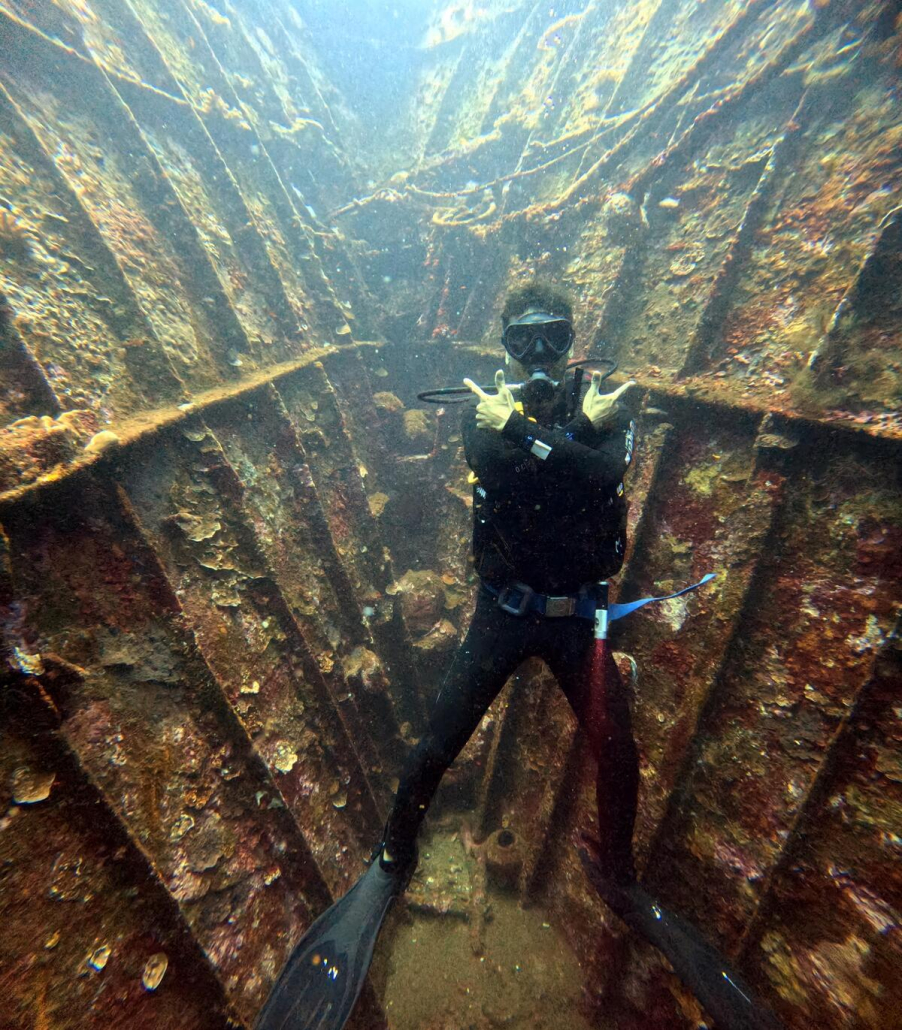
497;581;534;616
545;594;576;618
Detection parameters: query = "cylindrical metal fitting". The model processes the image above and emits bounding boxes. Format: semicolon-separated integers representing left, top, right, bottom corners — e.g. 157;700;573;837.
484;827;524;892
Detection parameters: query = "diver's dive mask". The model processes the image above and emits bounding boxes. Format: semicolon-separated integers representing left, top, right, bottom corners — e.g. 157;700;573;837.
501;312;574;363
502;312;573;409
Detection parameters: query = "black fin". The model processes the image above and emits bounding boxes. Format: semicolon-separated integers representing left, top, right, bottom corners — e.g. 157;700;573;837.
255;860;406;1030
579;848;784;1030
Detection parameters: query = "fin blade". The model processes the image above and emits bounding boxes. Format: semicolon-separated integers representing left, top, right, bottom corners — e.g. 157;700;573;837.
255;861;402;1030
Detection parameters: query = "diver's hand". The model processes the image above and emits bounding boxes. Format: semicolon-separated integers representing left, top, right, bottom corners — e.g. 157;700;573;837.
583;375;636;429
464;370;517;432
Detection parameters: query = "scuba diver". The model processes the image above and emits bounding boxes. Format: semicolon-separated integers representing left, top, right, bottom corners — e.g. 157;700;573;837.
256;282;783;1030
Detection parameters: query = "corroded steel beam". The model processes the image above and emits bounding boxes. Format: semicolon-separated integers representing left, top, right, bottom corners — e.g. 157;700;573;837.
114;77;306;358
618;417;784;862
117;423;383;889
809;204;902;378
737;623;902;1028
0;478;338;1023
275;364;427;728
0;677;237;1030
735;624;901;954
633;438;900;983
320;344;395;493
253;0;343;141
601;0;669;119
0;27;241;394
622;2;843;198
0;347;343;508
628;375;902;445
472;664;572;876
680;91;812;376
0;71;184;413
119;0;374;335
518;722;580;898
473;681;515;840
0;300;62;422
201;381;405;789
107;0;356;340
317;346;436;733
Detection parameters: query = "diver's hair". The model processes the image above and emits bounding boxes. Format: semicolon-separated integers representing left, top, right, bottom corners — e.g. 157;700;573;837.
501;281;574;325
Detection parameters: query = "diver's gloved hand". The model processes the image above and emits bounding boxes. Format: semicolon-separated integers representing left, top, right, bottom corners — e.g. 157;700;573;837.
582;374;636;429
464;369;517;431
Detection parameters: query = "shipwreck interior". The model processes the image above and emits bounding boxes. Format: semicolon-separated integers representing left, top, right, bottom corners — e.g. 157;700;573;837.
0;0;900;1027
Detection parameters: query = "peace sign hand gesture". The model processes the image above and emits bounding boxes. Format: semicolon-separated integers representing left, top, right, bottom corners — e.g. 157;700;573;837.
463;369;517;432
582;374;636;429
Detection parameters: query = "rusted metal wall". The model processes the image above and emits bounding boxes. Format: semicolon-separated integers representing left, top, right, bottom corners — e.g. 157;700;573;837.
1;1;899;1028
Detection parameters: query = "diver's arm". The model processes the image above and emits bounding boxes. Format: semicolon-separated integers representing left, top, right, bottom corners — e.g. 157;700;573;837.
463;406;635;490
559;411;600;444
500;410;634;489
462;404;526;488
595;414;636;479
462;370;635;489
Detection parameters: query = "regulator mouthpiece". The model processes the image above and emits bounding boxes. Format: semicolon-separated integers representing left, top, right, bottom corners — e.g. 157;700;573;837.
522;370;558;407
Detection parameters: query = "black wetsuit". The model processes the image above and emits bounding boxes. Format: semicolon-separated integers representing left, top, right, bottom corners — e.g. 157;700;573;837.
380;394;786;1029
467;401;633;591
384;391;638;878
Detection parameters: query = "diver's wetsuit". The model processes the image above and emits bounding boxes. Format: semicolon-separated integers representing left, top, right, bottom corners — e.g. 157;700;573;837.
256;387;784;1030
385;393;639;881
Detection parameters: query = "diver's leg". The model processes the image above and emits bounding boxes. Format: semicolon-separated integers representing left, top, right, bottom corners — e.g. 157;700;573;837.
256;597;531;1029
546;622;639;884
551;624;785;1029
382;591;531;868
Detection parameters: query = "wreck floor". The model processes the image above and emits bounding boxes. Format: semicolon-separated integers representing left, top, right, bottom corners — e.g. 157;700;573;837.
376;826;600;1030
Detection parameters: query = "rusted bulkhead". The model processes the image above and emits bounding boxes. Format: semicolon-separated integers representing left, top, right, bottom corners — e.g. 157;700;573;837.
1;1;899;1028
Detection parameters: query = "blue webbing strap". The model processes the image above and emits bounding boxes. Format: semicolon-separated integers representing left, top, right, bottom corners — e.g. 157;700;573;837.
608;573;717;623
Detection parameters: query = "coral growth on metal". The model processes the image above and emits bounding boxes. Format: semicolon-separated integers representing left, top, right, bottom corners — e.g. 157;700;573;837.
0;1;899;1028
